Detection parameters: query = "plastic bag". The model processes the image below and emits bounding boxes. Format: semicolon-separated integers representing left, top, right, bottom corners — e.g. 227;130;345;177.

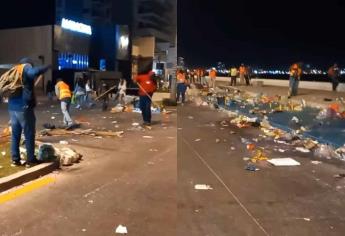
314;144;340;160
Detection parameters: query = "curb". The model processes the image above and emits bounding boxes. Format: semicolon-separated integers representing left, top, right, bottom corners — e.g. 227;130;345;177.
0;161;60;192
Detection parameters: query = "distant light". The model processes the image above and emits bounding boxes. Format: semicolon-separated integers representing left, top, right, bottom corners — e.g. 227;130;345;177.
61;18;92;35
119;36;129;49
72;60;78;64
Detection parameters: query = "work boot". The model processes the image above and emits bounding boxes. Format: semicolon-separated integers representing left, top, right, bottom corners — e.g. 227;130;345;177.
25;160;42;168
11;160;22;167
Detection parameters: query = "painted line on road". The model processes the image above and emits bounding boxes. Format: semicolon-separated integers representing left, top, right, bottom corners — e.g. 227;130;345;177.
183;138;270;236
0;176;55;204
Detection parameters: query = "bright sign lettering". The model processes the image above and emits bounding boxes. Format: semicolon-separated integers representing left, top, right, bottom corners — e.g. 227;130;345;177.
61;18;92;35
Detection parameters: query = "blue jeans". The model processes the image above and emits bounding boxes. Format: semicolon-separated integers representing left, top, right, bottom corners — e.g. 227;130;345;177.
61;100;73;126
289;77;299;96
9;109;36;163
139;95;152;124
177;83;187;103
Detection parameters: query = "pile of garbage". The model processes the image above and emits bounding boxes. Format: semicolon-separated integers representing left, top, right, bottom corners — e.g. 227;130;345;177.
192;88;345;163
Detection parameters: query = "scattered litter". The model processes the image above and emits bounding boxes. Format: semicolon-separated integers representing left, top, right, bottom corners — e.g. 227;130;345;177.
230;131;236;134
132;122;140;126
149;149;158;152
194;139;201;142
251;149;268;163
71;139;78;142
252;138;259;143
268;158;301;166
216;138;221;143
95;136;103;139
188;116;194;119
303;218;311;222
1;151;6;156
295;147;310;153
314;144;339;160
245;163;259;171
82;229;87;232
147;161;155;165
194;184;213;190
51;116;56;120
243;157;250;161
246;143;256;151
230;147;236;151
115;225;128;234
88;200;94;204
143;136;153;139
112;121;118;124
59;140;69;145
278;149;286;153
178;128;183;130
333;174;345;179
311;160;322;165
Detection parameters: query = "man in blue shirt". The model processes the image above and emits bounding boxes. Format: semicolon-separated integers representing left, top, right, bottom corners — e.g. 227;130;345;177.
9;58;51;168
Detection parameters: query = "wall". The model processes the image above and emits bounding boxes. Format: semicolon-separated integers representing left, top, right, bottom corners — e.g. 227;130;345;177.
213;76;345;92
0;26;53;91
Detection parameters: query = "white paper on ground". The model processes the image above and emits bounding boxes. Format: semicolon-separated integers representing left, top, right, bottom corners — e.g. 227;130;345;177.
268;158;301;166
194;184;213;190
295;147;310;153
115;225;128;234
143;136;153;139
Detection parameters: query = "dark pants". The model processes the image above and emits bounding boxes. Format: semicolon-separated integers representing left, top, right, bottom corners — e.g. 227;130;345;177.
289;77;299;96
245;75;250;86
331;77;339;91
9;109;36;163
230;76;237;86
177;83;187;103
139;95;152;124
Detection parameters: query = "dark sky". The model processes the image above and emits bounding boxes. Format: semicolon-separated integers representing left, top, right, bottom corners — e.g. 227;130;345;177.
178;0;345;69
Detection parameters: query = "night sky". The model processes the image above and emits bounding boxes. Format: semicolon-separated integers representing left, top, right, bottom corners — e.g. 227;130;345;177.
178;0;345;69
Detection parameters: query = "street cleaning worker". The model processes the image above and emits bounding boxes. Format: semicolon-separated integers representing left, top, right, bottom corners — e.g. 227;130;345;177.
55;78;74;130
8;58;51;168
328;63;340;91
209;68;217;89
133;69;157;126
239;63;246;85
176;69;188;104
288;62;302;98
230;66;238;86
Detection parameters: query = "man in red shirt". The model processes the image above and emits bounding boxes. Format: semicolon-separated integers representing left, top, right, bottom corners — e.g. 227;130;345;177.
133;70;157;126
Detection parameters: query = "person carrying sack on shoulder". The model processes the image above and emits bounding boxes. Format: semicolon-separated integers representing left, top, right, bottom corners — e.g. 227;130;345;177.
133;69;157;127
1;58;51;168
55;78;74;130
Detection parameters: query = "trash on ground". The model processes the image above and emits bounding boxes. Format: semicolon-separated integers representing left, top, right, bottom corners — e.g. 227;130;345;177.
268;158;301;166
278;149;286;153
245;163;259;171
295;147;311;153
216;138;221;143
243;157;251;161
314;144;339;160
194;184;213;190
188;116;194;119
194;138;201;142
230;147;236;151
115;225;128;234
132;122;140;126
59;140;69;145
251;149;268;163
246;143;256;151
143;136;153;139
51;116;56;120
334;174;345;179
55;147;82;166
1;151;6;156
311;160;322;165
37;143;57;162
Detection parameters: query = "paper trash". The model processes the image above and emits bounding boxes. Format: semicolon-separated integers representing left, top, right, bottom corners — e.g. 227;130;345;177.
268;158;301;166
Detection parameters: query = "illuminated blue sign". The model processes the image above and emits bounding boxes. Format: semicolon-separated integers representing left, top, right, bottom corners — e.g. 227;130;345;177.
61;18;92;35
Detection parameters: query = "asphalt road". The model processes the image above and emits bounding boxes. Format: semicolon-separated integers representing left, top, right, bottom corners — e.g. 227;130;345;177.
0;99;177;236
177;103;345;236
1;98;345;235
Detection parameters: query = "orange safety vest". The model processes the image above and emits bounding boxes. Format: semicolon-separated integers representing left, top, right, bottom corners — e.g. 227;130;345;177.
135;72;157;96
177;72;186;83
210;70;216;79
239;66;246;75
56;81;72;100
